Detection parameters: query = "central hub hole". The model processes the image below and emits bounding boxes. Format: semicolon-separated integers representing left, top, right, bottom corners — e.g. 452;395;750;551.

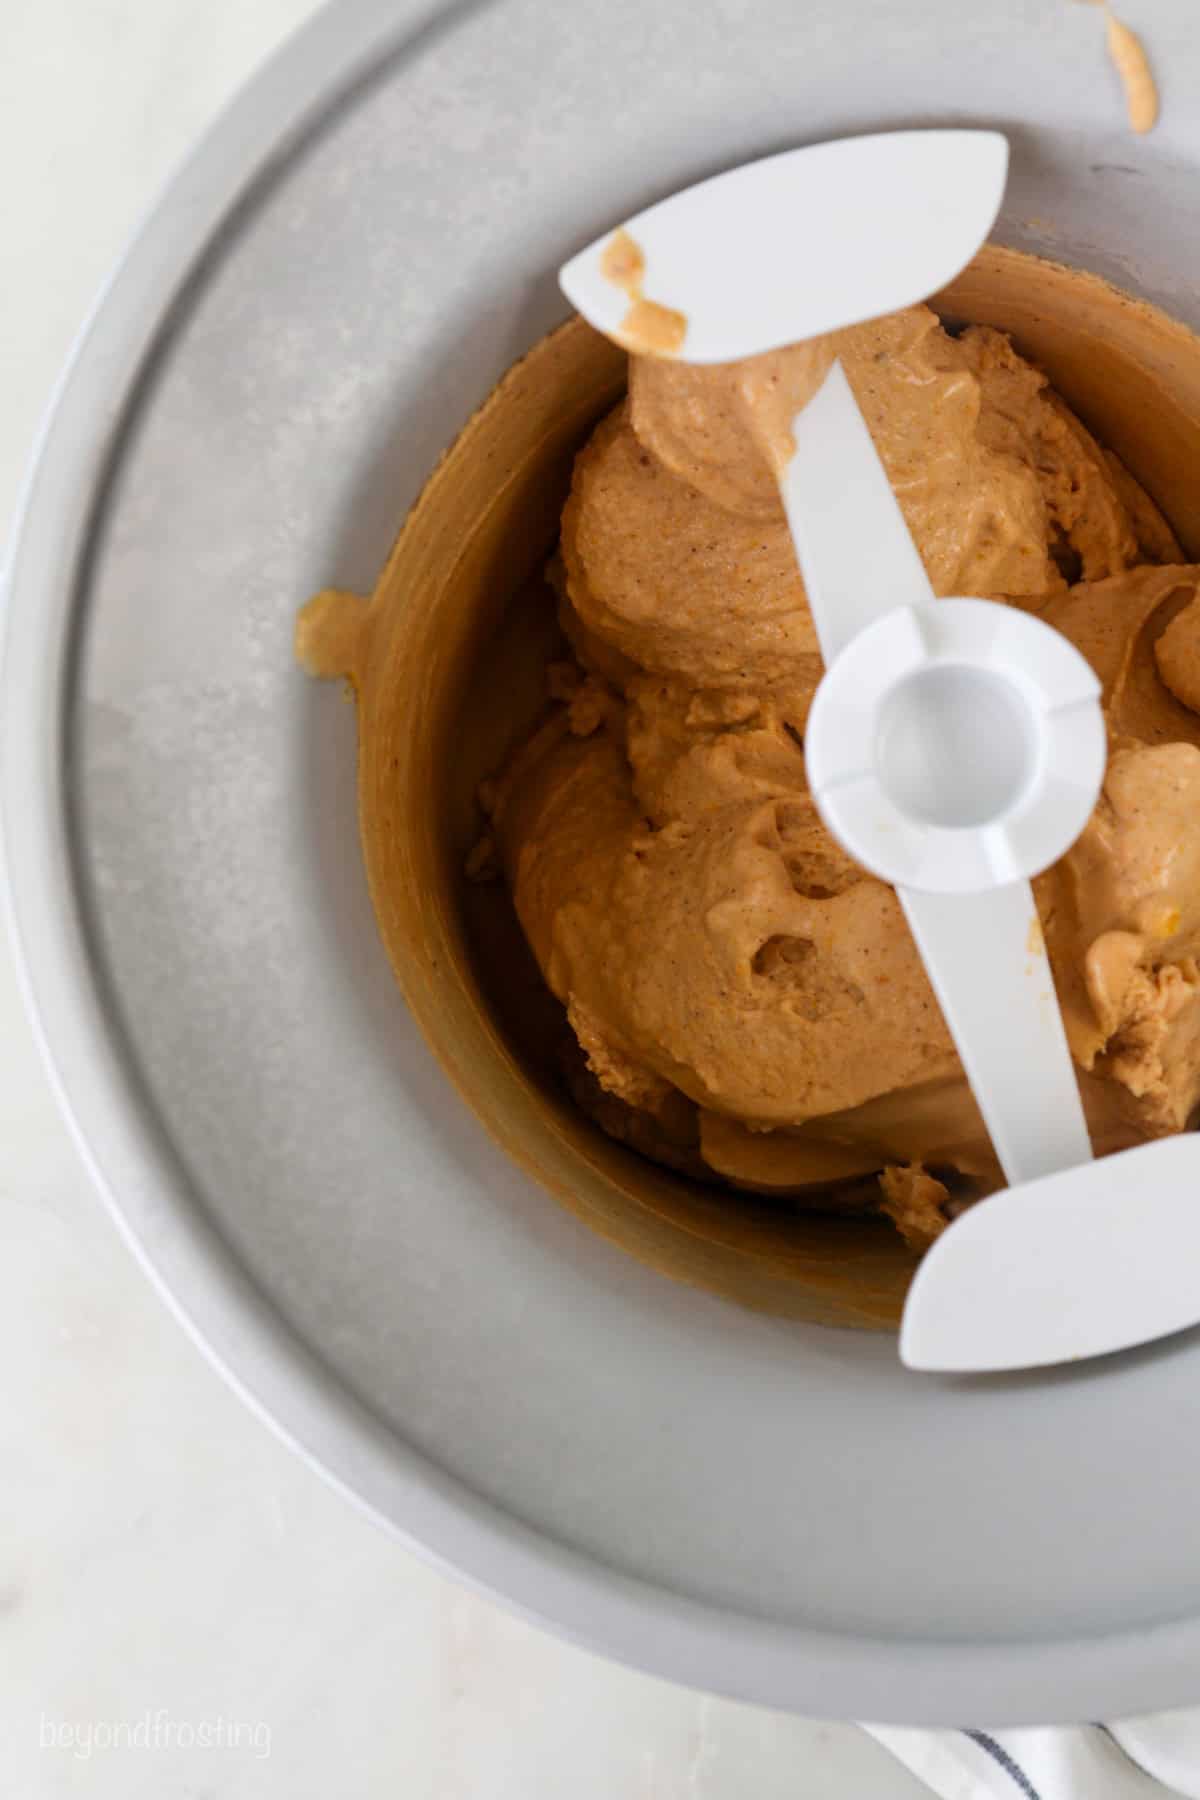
875;663;1037;830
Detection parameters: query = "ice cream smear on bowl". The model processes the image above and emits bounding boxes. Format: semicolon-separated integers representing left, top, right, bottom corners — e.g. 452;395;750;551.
298;134;1200;1360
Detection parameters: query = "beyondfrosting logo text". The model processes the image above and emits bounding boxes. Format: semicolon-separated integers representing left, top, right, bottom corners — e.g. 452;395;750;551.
39;1710;272;1761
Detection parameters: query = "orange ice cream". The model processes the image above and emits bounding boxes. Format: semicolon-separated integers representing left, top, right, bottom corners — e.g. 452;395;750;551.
483;303;1200;1248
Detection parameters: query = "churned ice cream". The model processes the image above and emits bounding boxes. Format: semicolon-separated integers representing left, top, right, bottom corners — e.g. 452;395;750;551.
479;300;1200;1247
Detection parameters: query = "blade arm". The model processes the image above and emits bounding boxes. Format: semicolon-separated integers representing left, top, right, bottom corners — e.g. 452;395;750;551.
780;360;933;661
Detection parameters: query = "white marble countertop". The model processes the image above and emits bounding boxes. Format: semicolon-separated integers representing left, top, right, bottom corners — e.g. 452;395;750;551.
0;2;931;1791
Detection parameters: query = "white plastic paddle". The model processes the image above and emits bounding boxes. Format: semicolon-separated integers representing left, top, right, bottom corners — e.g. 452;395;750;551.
560;131;1010;363
560;130;1197;1373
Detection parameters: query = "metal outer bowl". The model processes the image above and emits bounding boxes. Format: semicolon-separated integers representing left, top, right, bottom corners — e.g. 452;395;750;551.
6;0;1200;1725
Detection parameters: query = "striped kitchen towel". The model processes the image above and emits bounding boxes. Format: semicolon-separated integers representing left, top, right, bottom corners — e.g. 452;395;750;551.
865;1713;1200;1798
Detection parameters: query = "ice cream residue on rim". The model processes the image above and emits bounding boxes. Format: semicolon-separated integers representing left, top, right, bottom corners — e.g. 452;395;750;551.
600;230;689;357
